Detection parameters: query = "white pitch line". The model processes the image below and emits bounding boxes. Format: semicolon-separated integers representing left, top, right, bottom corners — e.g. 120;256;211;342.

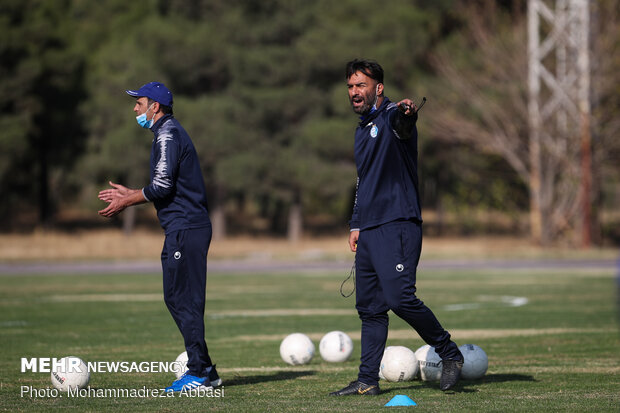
501;296;529;306
219;365;355;373
208;309;355;318
218;364;620;375
215;327;610;343
43;295;358;317
443;303;482;311
443;295;529;311
44;294;530;314
0;320;28;327
47;294;163;302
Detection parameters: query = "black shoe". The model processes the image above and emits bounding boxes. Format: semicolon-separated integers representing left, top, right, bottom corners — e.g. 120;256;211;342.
440;359;463;391
208;364;223;387
329;380;380;396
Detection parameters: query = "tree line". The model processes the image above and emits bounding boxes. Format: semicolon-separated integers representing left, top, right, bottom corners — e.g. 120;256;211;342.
1;0;618;245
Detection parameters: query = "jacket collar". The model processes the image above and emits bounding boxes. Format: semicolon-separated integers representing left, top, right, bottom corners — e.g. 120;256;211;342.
151;114;173;135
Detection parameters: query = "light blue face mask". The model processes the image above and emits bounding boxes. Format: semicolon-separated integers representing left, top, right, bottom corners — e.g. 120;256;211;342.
136;103;155;129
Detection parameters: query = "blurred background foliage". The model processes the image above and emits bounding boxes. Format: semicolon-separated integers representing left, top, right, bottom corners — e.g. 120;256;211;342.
0;0;617;245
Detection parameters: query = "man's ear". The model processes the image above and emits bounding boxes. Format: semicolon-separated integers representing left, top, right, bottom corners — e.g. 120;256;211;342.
152;101;161;113
376;83;384;96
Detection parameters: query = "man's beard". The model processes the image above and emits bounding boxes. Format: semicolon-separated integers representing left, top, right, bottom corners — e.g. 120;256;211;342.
350;91;378;115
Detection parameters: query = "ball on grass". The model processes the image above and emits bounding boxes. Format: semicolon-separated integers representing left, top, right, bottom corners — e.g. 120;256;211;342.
50;356;90;391
380;346;418;382
415;345;443;382
173;351;189;379
280;333;315;365
319;331;353;362
459;344;488;379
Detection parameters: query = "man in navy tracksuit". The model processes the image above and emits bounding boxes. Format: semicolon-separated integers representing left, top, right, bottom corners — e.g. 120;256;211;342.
330;60;463;396
98;82;222;392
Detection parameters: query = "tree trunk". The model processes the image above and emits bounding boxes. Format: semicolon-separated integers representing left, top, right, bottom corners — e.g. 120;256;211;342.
287;192;302;243
38;142;51;227
207;184;226;240
211;206;226;241
122;206;136;236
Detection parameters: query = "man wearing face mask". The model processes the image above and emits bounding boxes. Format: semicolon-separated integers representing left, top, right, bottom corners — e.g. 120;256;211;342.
98;81;222;392
329;60;463;396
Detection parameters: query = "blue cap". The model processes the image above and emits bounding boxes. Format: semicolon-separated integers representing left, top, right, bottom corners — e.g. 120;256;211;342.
126;81;173;107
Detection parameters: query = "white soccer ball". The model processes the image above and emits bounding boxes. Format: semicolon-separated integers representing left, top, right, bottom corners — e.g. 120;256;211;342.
415;345;443;381
380;346;418;382
319;331;353;362
173;351;189;379
280;333;315;365
50;356;90;391
459;344;488;379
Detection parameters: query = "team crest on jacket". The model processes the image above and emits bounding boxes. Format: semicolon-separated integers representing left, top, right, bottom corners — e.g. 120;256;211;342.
370;124;378;138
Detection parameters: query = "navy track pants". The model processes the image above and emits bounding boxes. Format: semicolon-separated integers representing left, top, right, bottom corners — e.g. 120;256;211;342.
355;220;461;385
161;226;213;377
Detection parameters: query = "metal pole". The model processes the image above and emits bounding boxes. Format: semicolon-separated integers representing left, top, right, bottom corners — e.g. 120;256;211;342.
576;0;592;247
528;0;544;244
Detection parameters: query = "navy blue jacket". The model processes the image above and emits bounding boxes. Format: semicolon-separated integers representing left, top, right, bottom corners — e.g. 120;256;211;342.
142;114;211;234
349;97;421;231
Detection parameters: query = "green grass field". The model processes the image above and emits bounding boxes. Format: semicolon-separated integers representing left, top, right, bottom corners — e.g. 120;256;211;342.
1;265;619;412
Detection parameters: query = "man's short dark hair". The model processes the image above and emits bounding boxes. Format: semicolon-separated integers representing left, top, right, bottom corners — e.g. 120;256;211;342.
345;59;384;84
148;98;173;115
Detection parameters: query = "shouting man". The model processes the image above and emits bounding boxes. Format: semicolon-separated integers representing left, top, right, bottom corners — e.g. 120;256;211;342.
330;60;463;396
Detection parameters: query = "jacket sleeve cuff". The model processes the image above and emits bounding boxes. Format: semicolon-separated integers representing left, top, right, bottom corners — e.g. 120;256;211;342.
349;219;360;231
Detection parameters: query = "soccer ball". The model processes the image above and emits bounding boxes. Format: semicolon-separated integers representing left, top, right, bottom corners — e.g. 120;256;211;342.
280;333;315;365
415;345;443;381
459;344;488;379
319;331;353;362
173;351;189;379
50;356;90;391
380;346;418;382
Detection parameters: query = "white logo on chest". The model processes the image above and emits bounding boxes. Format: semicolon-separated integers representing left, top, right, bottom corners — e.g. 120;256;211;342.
370;124;378;138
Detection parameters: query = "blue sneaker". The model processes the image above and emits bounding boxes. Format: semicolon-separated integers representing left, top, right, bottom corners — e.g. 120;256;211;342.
207;364;223;387
165;373;210;392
